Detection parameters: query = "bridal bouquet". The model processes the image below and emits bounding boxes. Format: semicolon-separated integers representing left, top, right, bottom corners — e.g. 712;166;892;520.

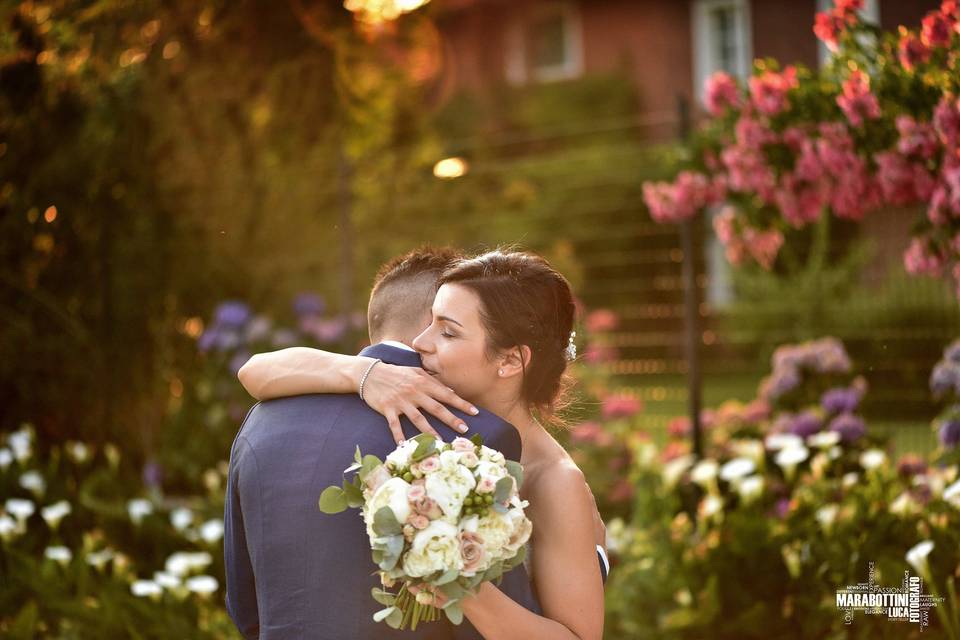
318;433;532;629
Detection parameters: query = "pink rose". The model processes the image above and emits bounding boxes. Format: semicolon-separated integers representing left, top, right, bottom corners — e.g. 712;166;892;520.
408;484;426;502
418;455;440;474
412;496;443;519
451;437;475;453
459;451;479;467
459;531;486;574
476;477;496;494
407;513;430;530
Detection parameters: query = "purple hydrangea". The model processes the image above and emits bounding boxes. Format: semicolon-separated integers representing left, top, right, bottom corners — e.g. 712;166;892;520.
197;327;220;353
214;301;252;330
811;338;852;374
944;339;960;364
142;460;164;489
938;417;960;449
930;362;959;398
787;411;823;438
293;292;325;318
828;412;866;443
762;367;802;400
821;387;862;414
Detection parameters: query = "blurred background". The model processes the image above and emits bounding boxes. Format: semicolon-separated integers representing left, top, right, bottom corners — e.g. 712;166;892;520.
2;0;959;637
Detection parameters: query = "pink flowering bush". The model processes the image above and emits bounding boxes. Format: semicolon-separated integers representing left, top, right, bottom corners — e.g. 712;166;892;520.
642;0;960;299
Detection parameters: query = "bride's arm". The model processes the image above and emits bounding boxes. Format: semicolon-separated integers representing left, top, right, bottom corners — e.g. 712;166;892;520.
237;348;477;443
238;347;370;400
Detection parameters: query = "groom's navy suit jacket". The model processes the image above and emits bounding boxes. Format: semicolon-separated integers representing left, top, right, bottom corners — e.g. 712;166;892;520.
224;343;542;639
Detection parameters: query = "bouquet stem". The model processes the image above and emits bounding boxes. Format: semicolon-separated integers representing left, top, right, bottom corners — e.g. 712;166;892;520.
394;582;441;630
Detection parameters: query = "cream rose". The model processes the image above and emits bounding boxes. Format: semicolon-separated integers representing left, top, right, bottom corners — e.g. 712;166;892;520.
364;477;412;539
402;520;462;577
425;460;476;519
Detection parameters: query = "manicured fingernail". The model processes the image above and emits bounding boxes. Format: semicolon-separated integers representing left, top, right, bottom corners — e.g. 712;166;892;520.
469;406;479;415
457;423;468;432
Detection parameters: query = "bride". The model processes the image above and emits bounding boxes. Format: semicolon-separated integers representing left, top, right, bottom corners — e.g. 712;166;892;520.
238;250;605;639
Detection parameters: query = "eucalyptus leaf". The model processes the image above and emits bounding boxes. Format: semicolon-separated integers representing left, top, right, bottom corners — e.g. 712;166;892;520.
505;460;523;490
483;563;503;583
358;455;382;482
443;603;464;625
318;486;347;514
469;433;484;447
439;580;468;601
373;606;397;623
386;606;404;629
371;587;396;606
434;568;460;586
494;477;513;504
343;480;364;508
411;437;436;463
373;507;403;536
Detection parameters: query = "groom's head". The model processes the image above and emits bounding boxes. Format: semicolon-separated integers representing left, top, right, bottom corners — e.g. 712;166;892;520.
367;246;462;346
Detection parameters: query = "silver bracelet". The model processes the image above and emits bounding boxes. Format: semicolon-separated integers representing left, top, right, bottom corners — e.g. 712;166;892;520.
358;358;382;402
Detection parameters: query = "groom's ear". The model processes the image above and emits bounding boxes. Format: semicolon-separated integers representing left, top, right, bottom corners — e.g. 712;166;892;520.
498;345;532;378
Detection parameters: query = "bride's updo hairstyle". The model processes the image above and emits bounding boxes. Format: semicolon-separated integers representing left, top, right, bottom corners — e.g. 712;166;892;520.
438;250;576;419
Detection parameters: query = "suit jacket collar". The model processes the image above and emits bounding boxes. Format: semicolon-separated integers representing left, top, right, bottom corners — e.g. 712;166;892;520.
358;342;422;368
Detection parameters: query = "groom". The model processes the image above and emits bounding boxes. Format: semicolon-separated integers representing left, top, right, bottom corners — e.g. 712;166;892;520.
224;248;546;639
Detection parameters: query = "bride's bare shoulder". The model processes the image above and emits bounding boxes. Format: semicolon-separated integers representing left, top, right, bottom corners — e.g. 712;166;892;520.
524;437;590;515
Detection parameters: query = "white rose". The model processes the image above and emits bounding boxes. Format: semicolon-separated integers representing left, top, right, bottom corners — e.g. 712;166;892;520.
402;520;462;577
478;446;505;465
425;462;476;519
943;479;960;509
503;508;532;556
386;439;421;470
662;454;695;489
475;511;514;561
364;477;412;539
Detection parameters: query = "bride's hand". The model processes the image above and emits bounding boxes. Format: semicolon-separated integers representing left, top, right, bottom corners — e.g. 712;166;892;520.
361;363;478;444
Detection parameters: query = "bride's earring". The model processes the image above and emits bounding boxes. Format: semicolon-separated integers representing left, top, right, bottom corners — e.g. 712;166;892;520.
498;369;503;376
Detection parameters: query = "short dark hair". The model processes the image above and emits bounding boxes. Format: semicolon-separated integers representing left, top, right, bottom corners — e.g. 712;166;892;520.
438;249;576;419
367;246;463;343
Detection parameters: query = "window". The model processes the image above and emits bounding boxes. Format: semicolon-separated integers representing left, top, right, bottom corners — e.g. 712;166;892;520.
692;0;752;105
692;0;751;307
817;0;880;67
504;2;583;85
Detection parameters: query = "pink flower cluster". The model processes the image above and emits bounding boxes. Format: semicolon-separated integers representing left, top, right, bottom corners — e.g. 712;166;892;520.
836;70;880;127
813;0;863;52
642;170;725;224
748;66;798;117
899;1;959;70
712;207;784;270
704;71;741;116
898;95;960;294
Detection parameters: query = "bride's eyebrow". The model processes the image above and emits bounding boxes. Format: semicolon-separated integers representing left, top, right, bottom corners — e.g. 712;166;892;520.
436;314;464;328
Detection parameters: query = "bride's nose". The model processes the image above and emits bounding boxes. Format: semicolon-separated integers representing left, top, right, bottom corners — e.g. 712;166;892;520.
411;327;432;353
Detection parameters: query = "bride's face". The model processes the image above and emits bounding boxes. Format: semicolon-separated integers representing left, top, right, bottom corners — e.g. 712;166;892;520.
411;283;501;405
